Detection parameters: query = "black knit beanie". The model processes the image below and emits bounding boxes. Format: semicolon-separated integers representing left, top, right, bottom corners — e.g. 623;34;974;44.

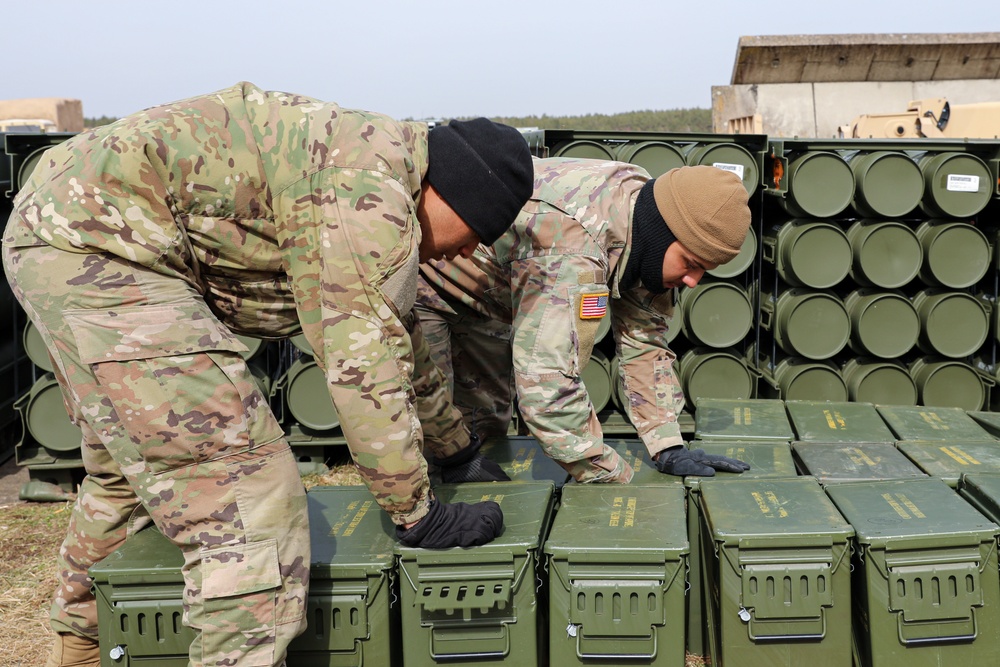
425;118;534;245
621;179;677;294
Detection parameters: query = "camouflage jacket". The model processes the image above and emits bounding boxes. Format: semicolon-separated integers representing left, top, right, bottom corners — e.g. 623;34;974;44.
419;157;685;461
12;81;466;521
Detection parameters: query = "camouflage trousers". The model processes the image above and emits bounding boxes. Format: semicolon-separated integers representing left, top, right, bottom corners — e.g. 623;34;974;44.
414;300;515;439
3;231;309;666
414;302;630;483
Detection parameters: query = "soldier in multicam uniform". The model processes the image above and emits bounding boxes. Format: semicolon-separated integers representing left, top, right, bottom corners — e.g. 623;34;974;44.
417;158;752;483
3;82;532;667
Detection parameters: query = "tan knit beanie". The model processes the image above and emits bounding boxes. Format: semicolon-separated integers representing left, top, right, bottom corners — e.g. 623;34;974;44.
652;166;751;265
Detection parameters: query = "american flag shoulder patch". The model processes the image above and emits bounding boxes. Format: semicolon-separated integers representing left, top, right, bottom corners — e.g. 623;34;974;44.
579;292;609;320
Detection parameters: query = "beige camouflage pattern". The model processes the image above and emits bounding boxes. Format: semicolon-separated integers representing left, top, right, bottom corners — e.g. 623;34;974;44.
5;82;470;665
419;157;688;482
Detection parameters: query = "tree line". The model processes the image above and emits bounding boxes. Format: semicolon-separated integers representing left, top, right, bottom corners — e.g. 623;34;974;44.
87;108;711;133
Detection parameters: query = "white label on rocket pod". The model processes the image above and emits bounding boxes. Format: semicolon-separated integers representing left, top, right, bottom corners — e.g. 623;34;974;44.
713;162;745;180
946;174;979;192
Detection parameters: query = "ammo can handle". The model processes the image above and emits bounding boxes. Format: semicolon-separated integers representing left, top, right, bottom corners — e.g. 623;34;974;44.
576;632;656;661
429;629;509;660
746;613;826;642
897;610;977;646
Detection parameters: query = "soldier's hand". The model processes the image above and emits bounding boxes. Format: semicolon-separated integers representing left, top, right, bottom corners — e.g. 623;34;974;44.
654;446;750;477
435;434;511;483
396;499;504;549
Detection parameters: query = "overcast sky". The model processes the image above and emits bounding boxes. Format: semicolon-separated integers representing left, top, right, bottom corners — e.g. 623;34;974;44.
5;1;997;121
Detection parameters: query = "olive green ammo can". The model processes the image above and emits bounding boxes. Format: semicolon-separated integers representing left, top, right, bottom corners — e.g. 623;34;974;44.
845;288;919;359
908;357;987;411
699;476;854;666
876;404;995;442
683;141;759;193
683;441;798;657
395;482;555;667
276;357;342;432
756;353;850;403
785;400;896;444
544;484;689;666
917;151;993;219
678;280;753;348
677;347;757;407
693;397;793;441
760;288;850;360
90;486;401;667
916;220;991;289
581;348;613;413
896;441;1000;487
480;435;571;487
827;478;1000;667
792;442;927;484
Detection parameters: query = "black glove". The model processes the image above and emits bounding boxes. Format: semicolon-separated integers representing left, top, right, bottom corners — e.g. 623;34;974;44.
396;498;504;549
654;446;751;477
434;433;511;483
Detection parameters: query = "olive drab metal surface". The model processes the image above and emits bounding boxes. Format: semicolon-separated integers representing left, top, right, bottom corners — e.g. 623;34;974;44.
682;440;798;657
395;482;555;667
551;139;616;161
846;150;925;218
678;348;756;407
845;289;919;359
827;478;1000;667
792;442;927;484
22;320;53;371
912;289;989;359
544;484;688;666
896;440;1000;487
683;141;759;194
846;220;923;289
907;357;987;411
15;373;81;453
915;220;991;289
698;476;854;666
785;400;897;444
693;397;793;441
760;288;851;360
917;151;993;219
580;347;612;413
775;150;856;219
615;140;686;178
479;435;571;487
679;281;753;348
280;356;342;432
754;348;850;403
763;220;852;289
706;227;757;279
841;357;919;405
89;486;402;667
876;404;996;441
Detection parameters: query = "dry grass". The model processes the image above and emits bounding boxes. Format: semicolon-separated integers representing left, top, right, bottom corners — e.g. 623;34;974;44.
0;465;713;667
0;500;73;667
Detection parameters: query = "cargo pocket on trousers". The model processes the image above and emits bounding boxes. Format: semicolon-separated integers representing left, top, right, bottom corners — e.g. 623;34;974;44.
200;538;282;666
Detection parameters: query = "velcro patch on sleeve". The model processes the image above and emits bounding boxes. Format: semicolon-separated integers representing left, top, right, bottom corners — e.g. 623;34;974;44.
579;292;609;320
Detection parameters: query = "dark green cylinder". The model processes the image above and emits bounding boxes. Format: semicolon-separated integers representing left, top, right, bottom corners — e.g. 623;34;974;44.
615;141;685;178
916;220;990;289
841;358;918;406
763;221;851;289
846;220;922;289
909;356;985;411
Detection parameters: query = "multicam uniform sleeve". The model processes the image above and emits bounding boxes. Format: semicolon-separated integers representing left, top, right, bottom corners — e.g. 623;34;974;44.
509;210;627;482
275;165;447;525
611;287;686;458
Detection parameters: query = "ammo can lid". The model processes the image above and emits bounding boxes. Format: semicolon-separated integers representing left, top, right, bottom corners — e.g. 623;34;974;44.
395;482;554;556
785;400;895;443
896;441;1000;487
698;476;853;543
602;438;684;486
847;220;922;289
792;442;926;485
876;405;993;442
305;486;396;576
694;398;793;441
480;436;571;487
680;282;753;348
826;477;999;545
967;411;1000;439
684;440;798;490
544;484;688;558
284;357;340;431
24;374;82;453
957;473;1000;525
89;527;183;584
